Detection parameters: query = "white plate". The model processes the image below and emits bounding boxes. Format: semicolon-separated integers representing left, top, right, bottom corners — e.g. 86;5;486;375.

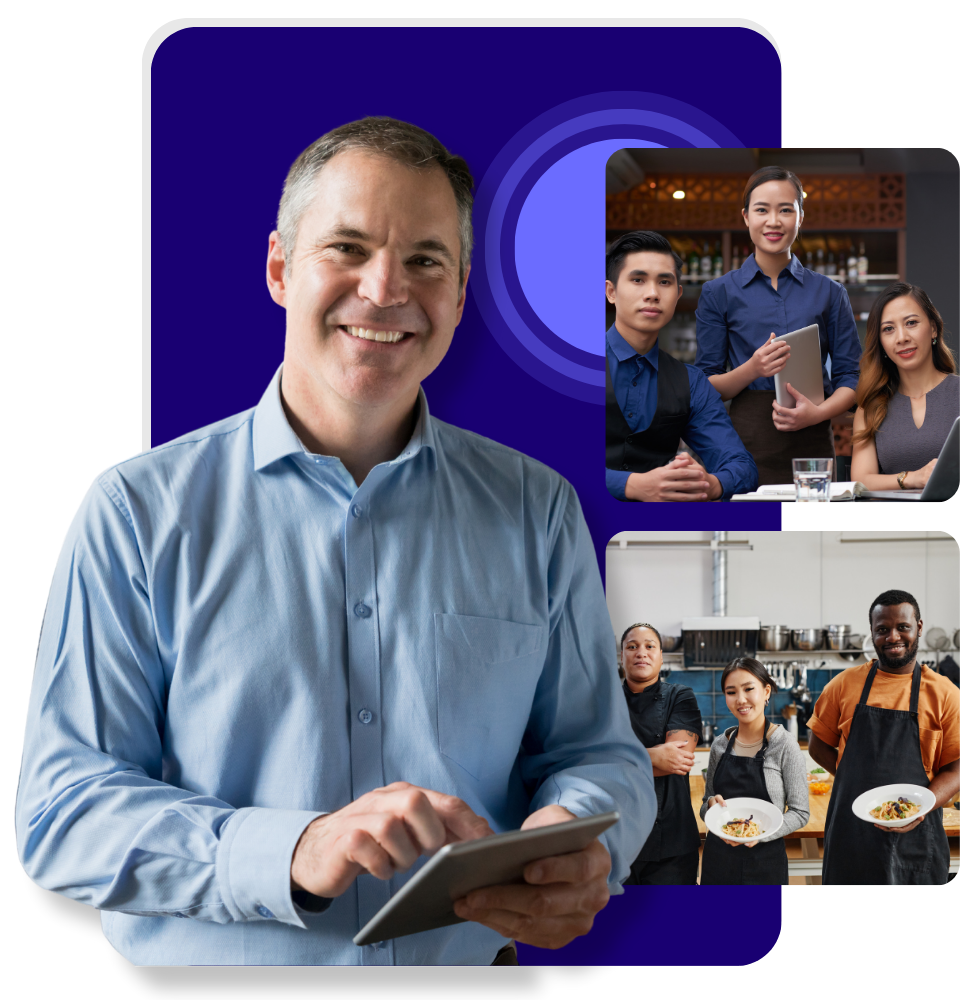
704;797;784;844
851;784;936;827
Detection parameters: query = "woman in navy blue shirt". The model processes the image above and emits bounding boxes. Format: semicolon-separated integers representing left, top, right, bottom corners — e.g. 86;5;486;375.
694;167;861;485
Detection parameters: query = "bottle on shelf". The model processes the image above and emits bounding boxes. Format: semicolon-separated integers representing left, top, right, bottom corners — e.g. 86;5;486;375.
826;251;837;276
857;241;869;284
712;244;723;278
700;241;712;277
805;250;814;270
731;245;741;271
688;246;700;280
680;250;688;277
847;244;858;283
815;248;826;274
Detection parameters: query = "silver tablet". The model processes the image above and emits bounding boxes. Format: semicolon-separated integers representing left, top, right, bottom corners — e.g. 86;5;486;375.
353;810;619;946
773;324;825;408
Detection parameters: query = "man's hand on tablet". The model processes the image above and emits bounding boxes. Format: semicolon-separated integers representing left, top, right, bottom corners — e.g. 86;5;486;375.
291;782;493;898
453;805;612;950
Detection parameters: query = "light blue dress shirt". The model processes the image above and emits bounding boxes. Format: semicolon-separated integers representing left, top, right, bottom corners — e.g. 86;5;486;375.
17;368;656;966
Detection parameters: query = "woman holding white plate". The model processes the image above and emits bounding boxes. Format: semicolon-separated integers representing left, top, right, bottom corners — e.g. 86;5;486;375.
700;658;809;884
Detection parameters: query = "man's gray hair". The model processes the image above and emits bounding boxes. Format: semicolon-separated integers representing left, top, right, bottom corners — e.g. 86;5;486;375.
276;116;474;284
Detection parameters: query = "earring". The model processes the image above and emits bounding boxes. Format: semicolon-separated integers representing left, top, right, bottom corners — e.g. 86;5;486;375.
932;338;937;345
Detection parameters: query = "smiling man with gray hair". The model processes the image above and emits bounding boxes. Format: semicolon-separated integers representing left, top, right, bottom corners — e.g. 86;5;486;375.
17;117;655;965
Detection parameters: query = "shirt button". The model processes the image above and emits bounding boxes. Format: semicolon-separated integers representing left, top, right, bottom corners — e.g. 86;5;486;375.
632;380;638;386
351;503;363;518
358;709;373;724
622;464;631;471
258;906;274;919
354;603;372;618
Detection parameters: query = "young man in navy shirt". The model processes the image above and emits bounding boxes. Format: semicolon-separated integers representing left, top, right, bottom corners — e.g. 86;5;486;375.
605;231;757;501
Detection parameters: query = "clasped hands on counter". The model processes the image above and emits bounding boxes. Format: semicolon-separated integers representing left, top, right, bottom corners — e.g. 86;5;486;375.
624;453;722;502
290;782;610;949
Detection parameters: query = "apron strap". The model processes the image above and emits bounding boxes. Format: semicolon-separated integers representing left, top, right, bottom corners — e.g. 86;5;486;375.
857;662;879;707
909;661;922;714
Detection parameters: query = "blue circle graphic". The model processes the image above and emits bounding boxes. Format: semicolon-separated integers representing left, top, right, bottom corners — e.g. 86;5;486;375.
470;92;744;404
515;139;661;357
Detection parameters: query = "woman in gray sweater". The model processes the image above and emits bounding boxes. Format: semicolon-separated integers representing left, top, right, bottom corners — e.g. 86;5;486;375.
699;657;810;884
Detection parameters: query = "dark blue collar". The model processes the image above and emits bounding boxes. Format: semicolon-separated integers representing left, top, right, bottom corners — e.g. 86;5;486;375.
606;323;660;370
738;252;806;289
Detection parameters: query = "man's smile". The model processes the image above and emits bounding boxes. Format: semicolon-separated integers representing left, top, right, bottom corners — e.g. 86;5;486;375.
338;324;413;344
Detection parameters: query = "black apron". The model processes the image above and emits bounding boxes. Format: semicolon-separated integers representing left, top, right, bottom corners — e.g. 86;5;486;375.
729;389;833;486
623;681;701;871
700;730;788;885
605;350;691;476
822;662;949;884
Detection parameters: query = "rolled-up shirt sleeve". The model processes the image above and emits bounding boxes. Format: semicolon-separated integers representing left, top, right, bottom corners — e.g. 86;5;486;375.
827;283;861;392
666;688;703;737
693;281;730;377
15;482;325;928
519;486;657;887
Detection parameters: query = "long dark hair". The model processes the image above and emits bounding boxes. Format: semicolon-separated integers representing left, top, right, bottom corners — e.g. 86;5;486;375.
720;656;775;696
854;283;956;445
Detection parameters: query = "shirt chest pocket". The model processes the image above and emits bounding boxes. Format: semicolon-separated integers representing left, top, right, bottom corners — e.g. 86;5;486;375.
435;613;546;780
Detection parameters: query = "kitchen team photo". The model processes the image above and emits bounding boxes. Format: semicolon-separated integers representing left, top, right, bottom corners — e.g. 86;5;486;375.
607;531;959;884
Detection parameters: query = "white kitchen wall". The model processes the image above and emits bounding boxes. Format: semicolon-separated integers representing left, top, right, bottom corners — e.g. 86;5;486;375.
606;531;959;644
605;531;714;639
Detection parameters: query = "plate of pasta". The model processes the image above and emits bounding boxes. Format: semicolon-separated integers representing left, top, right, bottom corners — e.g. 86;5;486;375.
851;784;937;828
704;797;784;844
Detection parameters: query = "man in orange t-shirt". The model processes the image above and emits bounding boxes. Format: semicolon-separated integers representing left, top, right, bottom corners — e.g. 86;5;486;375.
808;589;959;883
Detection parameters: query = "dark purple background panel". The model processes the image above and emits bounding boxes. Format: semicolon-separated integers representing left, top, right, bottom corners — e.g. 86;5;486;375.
151;26;783;965
516;885;780;965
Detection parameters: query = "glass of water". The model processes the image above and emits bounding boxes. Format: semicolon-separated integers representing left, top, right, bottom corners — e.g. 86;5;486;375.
792;458;833;502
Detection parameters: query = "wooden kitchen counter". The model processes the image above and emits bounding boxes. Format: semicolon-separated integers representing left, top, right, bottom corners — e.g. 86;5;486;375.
689;775;960;838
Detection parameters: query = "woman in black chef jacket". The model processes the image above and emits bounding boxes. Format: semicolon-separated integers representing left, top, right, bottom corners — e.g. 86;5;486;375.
694;166;862;485
699;658;810;884
619;623;703;884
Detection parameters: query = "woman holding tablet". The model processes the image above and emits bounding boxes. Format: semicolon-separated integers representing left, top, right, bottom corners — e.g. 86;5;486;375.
850;283;958;491
695;167;862;484
619;624;703;884
699;658;809;885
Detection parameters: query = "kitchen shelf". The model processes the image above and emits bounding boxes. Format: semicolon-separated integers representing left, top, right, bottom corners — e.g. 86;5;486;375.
662;648;958;665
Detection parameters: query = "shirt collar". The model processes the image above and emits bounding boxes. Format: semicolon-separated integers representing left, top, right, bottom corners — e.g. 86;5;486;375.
739;252;806;288
252;364;436;472
623;677;663;699
606;323;659;370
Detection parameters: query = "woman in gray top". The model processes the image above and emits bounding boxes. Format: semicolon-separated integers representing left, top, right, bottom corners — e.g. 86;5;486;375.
851;283;958;491
699;658;809;884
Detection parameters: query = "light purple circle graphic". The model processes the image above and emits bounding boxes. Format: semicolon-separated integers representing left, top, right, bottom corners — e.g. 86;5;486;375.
483;109;720;387
470;92;745;401
514;139;661;357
